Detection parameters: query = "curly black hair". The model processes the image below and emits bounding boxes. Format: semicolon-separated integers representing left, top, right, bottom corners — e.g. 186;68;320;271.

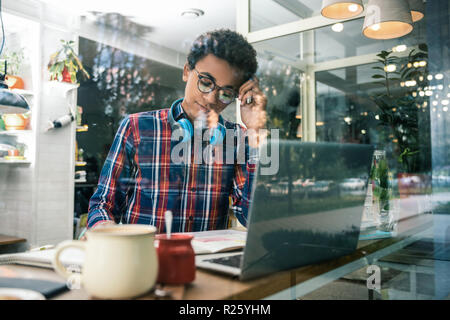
187;29;258;84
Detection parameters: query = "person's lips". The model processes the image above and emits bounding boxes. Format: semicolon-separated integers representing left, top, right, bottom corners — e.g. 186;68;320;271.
196;102;210;114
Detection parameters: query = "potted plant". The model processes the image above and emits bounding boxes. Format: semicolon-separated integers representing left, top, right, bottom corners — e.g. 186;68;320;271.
370;44;431;198
0;47;25;89
370;153;395;231
48;40;90;84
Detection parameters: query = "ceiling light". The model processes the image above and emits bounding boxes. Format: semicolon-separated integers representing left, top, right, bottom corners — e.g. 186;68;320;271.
405;80;417;87
435;73;444;80
442;100;449;106
321;0;364;19
181;8;204;19
408;0;425;22
363;0;413;40
370;24;381;31
444;107;449;112
427;75;433;81
392;44;407;52
419;61;427;67
332;23;344;32
348;4;359;12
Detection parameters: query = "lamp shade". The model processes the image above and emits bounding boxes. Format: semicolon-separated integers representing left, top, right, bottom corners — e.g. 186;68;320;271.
363;0;413;40
0;88;30;114
408;0;425;22
321;0;364;19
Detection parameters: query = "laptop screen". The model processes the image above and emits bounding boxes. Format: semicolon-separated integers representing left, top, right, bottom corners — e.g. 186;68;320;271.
240;141;374;280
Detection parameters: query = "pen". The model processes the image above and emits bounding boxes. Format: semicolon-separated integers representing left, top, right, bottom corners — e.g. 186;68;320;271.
30;245;55;252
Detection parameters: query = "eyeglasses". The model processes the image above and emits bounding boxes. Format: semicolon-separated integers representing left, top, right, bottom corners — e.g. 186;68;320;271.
193;69;237;105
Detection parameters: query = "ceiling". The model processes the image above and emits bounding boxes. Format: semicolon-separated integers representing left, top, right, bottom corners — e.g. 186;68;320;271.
38;0;237;55
34;0;328;55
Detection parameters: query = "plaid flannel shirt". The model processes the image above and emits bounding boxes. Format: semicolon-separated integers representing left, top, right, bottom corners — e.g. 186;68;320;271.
87;99;257;233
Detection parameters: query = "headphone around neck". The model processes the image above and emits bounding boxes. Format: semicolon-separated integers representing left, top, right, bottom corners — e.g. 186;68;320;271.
167;98;226;146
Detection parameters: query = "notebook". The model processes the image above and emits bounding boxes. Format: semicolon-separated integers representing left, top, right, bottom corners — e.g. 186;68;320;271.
0;277;68;298
0;247;85;270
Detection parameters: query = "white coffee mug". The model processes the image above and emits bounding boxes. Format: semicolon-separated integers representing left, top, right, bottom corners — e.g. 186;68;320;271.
52;224;158;299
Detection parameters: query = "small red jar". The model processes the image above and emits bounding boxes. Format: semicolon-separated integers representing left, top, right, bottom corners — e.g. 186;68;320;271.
156;233;195;285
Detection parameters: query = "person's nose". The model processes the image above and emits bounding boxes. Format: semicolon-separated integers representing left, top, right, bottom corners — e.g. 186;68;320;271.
204;89;219;105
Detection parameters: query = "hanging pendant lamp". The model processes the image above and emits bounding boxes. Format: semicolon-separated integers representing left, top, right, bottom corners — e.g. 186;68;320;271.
408;0;425;22
321;0;364;20
363;0;413;40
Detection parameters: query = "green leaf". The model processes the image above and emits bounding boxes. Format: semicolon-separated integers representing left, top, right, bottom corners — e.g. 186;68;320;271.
418;43;428;52
372;66;385;71
372;74;385;79
373;81;387;87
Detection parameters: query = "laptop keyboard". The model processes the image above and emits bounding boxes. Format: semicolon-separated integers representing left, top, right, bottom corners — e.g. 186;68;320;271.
204;254;243;268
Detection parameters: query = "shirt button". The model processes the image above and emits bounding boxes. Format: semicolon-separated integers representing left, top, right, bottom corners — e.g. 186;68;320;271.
189;216;193;221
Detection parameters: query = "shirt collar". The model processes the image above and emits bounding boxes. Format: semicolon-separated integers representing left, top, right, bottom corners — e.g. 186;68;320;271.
172;98;226;127
173;99;186;121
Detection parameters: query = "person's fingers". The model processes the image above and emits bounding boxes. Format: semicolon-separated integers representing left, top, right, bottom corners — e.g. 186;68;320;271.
238;78;259;100
241;89;266;108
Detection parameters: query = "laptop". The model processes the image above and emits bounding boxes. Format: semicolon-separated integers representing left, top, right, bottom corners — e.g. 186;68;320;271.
196;140;374;281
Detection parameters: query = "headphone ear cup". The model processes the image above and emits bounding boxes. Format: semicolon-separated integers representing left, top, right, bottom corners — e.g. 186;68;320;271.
178;118;193;142
209;124;226;145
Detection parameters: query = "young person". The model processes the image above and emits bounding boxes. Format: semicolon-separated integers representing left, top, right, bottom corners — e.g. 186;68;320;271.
87;29;267;233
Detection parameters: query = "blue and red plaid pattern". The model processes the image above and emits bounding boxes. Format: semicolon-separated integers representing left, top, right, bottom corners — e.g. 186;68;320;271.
87;99;256;233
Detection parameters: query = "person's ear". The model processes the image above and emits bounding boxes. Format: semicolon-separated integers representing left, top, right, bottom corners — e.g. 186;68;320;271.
182;63;190;82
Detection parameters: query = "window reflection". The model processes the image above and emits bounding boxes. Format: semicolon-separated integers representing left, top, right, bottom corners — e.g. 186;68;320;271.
75;38;184;216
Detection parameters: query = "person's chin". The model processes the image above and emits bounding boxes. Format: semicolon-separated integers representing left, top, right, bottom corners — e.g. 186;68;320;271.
195;102;209;114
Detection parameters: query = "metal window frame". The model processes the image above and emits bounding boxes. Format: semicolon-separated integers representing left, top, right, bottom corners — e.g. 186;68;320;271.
236;0;412;142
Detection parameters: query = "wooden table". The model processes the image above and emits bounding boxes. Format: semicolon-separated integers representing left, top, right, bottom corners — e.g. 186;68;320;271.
0;234;26;246
0;215;433;300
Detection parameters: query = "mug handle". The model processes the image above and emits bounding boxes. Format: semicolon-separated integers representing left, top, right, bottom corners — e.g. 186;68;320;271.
52;240;85;281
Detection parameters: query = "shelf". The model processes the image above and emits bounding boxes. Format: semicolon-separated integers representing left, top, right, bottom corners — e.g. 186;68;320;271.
0;159;31;165
11;89;35;96
0;130;33;135
44;81;79;98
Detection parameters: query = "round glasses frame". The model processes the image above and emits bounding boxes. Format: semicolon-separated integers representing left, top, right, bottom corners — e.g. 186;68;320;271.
193;69;237;105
